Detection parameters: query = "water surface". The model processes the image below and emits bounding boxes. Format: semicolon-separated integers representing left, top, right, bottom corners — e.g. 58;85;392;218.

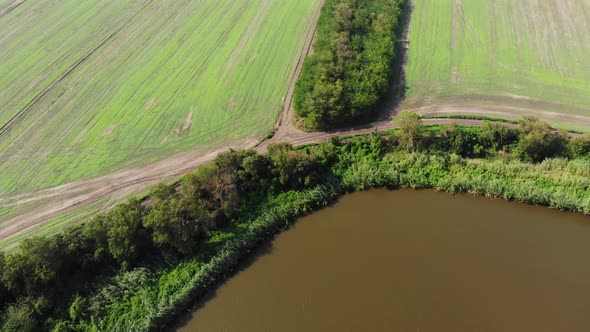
179;189;590;332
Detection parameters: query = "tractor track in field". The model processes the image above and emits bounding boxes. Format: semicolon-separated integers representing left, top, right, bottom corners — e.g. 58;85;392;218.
410;103;590;129
0;0;588;247
0;0;27;19
0;0;152;138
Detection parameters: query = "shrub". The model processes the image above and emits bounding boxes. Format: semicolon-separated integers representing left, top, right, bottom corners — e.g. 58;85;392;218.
1;302;39;332
569;135;590;159
516;116;568;162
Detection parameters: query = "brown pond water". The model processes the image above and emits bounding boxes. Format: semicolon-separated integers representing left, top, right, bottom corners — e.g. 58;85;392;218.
177;189;590;332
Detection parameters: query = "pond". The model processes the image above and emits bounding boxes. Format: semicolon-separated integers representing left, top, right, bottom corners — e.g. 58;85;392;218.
177;189;590;331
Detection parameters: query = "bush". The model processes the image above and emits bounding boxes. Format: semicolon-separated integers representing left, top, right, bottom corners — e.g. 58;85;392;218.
267;143;324;191
106;200;149;268
515;116;568;162
0;253;10;311
1;302;39;332
569;135;590;159
143;196;207;256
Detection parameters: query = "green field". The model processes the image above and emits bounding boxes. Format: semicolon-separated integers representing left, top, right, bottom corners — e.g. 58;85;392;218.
0;0;322;196
404;0;590;124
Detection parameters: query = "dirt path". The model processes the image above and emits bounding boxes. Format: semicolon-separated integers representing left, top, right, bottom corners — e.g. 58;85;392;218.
412;104;590;129
0;117;486;245
1;0;588;246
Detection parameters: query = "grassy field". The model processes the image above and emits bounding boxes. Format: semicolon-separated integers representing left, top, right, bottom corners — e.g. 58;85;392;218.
404;0;590;125
0;0;322;196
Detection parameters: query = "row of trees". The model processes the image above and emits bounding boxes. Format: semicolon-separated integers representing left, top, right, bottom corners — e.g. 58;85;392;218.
294;0;404;129
394;112;590;162
0;144;325;331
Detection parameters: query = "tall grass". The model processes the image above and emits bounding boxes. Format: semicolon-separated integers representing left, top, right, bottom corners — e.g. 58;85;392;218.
341;152;589;214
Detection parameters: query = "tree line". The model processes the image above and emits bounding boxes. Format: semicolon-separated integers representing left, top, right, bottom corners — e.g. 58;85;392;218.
395;112;590;162
0;144;325;331
294;0;404;129
0;115;589;330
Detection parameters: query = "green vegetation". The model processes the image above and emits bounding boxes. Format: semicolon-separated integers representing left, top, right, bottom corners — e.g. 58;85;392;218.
294;0;404;129
0;0;323;196
570;136;590;159
394;111;423;151
1;0;588;329
423;114;517;124
0;115;588;331
405;0;590;122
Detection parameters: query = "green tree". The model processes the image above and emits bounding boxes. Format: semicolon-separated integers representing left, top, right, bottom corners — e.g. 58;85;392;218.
395;111;422;151
480;121;517;151
214;149;270;194
207;171;240;223
1;237;62;297
1;302;38;332
569;135;590;158
439;122;487;157
267;143;322;190
214;149;255;175
106;199;146;267
144;197;207;255
181;171;208;202
149;183;176;201
82;215;110;265
239;153;271;193
68;295;87;322
334;2;353;31
180;161;241;225
293;0;403;129
440;122;461;153
0;252;10;310
516;116;567;162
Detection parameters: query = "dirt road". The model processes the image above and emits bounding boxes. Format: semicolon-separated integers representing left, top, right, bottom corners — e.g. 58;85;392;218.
0;117;489;246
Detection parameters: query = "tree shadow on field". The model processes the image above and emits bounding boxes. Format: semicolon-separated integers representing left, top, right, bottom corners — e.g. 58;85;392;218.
374;0;414;122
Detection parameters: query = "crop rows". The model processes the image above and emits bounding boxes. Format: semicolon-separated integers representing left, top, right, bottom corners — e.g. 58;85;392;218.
0;0;323;196
404;0;590;122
